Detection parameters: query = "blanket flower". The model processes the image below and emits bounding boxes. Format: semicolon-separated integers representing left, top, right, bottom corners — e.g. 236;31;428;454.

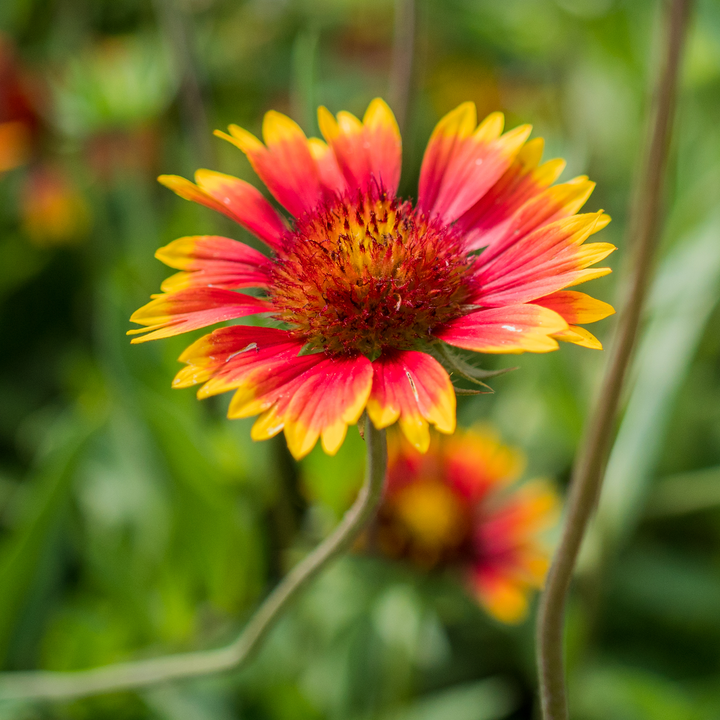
130;99;614;459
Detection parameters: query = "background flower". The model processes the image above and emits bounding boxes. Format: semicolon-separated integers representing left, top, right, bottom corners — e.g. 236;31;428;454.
375;426;560;624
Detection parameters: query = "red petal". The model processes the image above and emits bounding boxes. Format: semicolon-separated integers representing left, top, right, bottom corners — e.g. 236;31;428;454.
456;138;567;250
437;305;568;354
216;112;323;217
474;213;614;306
156;235;272;292
158;172;287;250
229;353;373;459
318;98;402;195
367;351;455;453
128;288;273;343
418;104;531;222
469;176;597;257
308;137;348;196
174;326;304;394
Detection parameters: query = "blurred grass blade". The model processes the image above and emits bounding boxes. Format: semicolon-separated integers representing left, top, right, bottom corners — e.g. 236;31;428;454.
587;212;720;557
0;415;99;663
645;464;720;518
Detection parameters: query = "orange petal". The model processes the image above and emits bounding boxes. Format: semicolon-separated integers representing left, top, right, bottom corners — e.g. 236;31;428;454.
367;351;456;453
318;98;402;195
418;103;532;222
0;121;32;173
437;305;568;354
158;173;286;250
216;112;323;217
155;235;272;292
128;288;272;343
533;290;615;325
552;325;603;349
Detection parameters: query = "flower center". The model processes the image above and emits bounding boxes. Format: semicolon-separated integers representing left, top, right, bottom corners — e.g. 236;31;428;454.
377;479;472;569
270;189;476;356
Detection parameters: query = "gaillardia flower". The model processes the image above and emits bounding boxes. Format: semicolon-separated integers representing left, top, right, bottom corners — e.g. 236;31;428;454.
130;99;614;459
375;426;560;624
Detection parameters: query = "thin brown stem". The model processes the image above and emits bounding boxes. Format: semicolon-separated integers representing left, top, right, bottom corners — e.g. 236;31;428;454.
388;0;416;135
536;1;693;718
153;0;214;167
0;420;387;702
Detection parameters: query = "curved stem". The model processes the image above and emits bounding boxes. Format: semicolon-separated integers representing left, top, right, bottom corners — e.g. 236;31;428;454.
0;419;387;703
535;1;693;718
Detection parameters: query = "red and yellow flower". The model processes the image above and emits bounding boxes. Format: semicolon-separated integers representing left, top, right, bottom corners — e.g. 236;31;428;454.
130;99;614;459
0;34;40;173
376;426;560;624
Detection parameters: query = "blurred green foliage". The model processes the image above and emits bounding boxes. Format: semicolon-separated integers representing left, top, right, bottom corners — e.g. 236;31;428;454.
1;0;720;718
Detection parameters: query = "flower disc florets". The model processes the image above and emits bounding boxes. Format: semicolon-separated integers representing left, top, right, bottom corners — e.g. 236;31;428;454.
270;188;476;357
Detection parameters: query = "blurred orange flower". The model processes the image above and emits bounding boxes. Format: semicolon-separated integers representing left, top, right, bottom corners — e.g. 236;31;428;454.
376;426;561;623
20;166;90;246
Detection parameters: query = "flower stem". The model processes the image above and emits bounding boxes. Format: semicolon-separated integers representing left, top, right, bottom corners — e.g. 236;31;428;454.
388;0;416;135
0;419;387;703
536;1;693;718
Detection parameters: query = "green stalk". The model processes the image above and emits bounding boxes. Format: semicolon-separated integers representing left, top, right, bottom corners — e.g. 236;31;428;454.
535;1;693;718
0;419;387;702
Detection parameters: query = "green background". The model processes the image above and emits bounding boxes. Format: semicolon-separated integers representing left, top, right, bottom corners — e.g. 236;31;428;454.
1;0;720;717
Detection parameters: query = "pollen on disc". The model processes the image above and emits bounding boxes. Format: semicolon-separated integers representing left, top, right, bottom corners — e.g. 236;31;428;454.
270;187;478;357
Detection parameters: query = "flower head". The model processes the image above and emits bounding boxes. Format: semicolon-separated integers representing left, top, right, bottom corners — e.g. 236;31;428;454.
376;426;560;623
130;99;615;459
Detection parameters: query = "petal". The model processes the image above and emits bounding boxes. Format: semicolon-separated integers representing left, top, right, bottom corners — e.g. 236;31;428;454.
228;353;373;459
318;98;402;195
457;138;569;251
173;326;303;394
532;290;615;325
475;213;615;306
307;137;347;196
418;102;477;213
552;325;603;350
469;479;560;623
443;426;525;502
128;288;273;343
532;290;614;350
282;355;374;458
0;121;32;173
479;480;560;552
472;176;597;258
367;351;456;453
216;111;322;216
418;103;532;222
471;567;530;624
156;235;272;292
437;305;568;354
362;98;403;194
158;172;287;250
228;353;323;418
